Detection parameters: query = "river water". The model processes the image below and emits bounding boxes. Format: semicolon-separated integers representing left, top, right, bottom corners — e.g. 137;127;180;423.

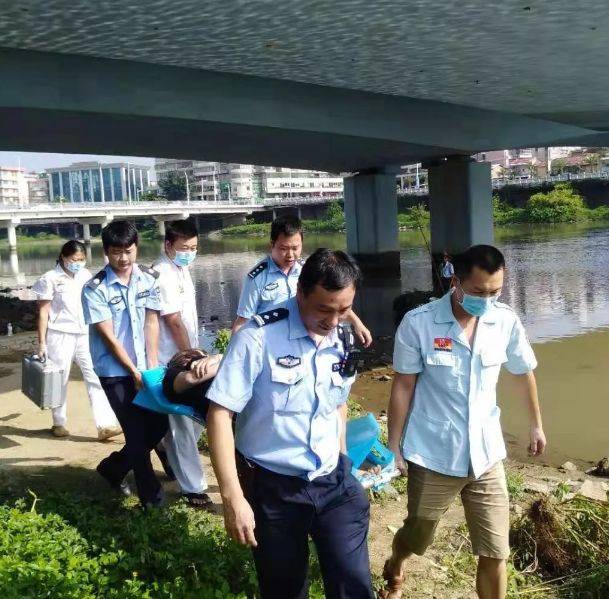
1;223;608;465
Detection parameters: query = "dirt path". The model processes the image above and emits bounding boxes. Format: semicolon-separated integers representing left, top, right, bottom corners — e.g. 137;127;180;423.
0;332;581;598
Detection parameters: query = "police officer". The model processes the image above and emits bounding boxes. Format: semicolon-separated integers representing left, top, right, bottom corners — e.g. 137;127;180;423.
207;248;374;599
232;214;373;347
154;218;212;509
381;245;546;599
82;220;168;507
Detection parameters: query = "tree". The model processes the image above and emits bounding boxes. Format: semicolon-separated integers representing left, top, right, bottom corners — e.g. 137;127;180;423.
139;190;163;202
524;183;585;223
158;171;187;202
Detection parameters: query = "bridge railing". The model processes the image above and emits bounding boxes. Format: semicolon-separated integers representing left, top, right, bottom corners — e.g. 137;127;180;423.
0;195;338;215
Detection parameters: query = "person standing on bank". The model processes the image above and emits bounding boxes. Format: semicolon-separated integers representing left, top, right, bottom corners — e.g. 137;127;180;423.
153;218;212;509
231;215;373;348
82;221;168;507
33;240;121;440
440;251;454;293
207;249;374;599
381;245;546;599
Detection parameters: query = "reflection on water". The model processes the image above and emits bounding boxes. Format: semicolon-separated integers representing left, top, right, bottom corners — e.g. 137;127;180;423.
4;224;609;342
1;224;609;462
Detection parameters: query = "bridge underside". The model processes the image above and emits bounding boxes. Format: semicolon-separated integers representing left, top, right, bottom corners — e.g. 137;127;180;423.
4;1;609;284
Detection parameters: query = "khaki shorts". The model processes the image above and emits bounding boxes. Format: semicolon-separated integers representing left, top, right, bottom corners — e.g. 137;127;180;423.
392;461;510;560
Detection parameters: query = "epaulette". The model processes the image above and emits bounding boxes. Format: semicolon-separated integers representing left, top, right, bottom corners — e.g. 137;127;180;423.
248;260;268;279
140;264;160;279
252;308;289;327
86;270;106;289
407;302;433;317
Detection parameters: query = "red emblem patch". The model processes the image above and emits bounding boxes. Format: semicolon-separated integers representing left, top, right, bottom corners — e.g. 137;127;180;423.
434;337;453;352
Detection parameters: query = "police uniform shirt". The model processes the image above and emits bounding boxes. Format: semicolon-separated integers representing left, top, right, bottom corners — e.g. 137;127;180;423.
153;253;199;366
207;297;355;481
32;263;93;335
236;256;303;319
393;291;537;479
82;263;161;377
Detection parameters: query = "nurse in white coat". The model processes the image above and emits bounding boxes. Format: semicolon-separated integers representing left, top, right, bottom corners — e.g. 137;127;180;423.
33;240;121;440
154;219;211;509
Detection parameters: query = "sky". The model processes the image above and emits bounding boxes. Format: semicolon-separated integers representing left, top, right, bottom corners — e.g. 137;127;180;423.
0;151;155;172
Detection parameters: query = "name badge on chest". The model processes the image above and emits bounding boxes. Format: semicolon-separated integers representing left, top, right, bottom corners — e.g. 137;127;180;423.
264;282;279;291
109;296;123;306
277;355;301;368
434;337;453;352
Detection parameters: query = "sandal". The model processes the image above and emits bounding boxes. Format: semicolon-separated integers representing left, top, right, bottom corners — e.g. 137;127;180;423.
182;492;213;509
379;558;404;599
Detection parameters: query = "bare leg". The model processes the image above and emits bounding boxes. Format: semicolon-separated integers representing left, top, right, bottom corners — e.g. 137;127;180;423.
476;557;506;599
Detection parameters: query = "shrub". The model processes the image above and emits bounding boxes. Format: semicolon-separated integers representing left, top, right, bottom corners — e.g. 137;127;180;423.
523;184;586;223
0;493;258;598
213;329;232;354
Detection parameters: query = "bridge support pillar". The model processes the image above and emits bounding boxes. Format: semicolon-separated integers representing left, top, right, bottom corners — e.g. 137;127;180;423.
82;222;91;244
297;207;302;220
344;170;400;278
157;220;166;237
428;157;493;294
272;208;277;221
6;221;18;251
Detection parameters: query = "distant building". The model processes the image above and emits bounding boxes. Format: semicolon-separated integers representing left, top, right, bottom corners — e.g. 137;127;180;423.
26;173;49;204
46;162;151;203
0;166;29;206
155;159;343;202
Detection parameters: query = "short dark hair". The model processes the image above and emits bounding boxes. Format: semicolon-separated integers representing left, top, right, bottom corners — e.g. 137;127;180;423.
298;248;362;296
271;215;303;244
165;218;198;244
57;239;86;264
453;245;505;280
101;220;138;251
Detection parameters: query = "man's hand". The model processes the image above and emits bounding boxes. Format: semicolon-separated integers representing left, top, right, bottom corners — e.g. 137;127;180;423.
223;494;257;547
353;321;373;348
390;445;408;476
131;369;143;390
529;425;547;456
37;343;47;361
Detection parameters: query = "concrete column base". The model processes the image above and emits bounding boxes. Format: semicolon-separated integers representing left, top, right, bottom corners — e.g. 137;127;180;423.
350;251;401;279
157;219;166;237
344;170;400;279
428;158;493;294
82;222;91;243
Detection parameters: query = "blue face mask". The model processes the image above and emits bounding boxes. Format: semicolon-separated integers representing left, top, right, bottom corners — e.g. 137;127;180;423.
172;250;197;267
65;260;85;274
458;287;498;317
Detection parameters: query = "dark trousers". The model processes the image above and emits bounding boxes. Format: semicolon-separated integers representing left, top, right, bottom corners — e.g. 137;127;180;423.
98;376;168;506
238;453;373;599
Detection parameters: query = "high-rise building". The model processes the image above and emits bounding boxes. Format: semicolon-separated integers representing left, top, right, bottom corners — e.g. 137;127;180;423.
46;162;151;203
0;166;29;206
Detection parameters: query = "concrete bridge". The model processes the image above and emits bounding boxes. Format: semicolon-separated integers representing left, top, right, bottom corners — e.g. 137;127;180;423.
2;1;609;287
0;197;333;250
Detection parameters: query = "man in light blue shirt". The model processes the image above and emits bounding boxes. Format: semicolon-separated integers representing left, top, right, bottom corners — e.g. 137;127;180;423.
208;249;374;599
82;220;167;507
232;215;373;347
381;245;546;599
